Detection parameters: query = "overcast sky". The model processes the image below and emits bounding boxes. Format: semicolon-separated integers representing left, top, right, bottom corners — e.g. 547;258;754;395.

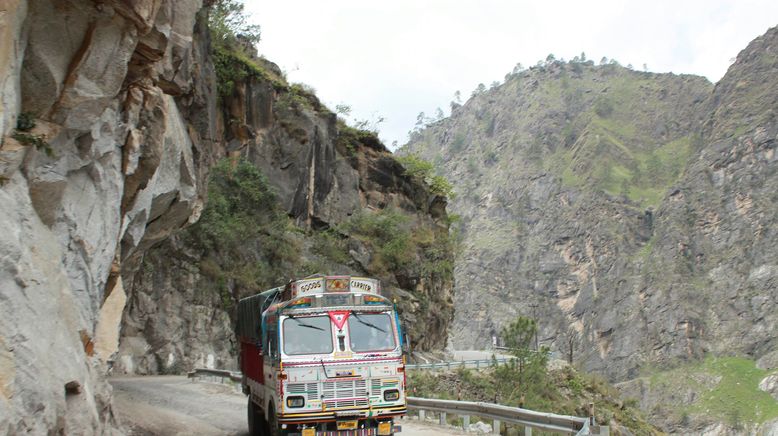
244;1;778;149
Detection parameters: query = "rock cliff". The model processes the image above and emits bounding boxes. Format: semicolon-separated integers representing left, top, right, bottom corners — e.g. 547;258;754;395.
1;0;219;433
403;25;778;432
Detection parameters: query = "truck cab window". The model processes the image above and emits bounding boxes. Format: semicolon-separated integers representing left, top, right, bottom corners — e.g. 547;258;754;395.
348;313;396;352
282;316;333;355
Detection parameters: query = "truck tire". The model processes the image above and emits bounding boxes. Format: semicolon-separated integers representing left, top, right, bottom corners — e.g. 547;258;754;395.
247;398;265;436
267;406;285;436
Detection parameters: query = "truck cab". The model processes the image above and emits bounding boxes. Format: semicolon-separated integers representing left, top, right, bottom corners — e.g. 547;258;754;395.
237;276;406;436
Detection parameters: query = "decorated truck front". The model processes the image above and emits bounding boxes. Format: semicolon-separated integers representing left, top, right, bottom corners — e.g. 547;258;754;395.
237;276;406;436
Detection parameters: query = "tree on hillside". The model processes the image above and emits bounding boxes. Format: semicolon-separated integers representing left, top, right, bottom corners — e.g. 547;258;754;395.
415;111;426;128
208;0;261;49
502;316;535;351
335;104;352;118
472;83;487;98
580;51;587;62
562;327;580;364
499;316;549;385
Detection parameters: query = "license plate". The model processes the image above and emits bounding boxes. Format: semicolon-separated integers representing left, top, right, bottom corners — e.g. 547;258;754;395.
302;429;315;436
378;422;392;435
337;420;358;430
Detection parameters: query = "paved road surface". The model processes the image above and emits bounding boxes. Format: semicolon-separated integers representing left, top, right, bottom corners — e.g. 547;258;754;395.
110;376;467;436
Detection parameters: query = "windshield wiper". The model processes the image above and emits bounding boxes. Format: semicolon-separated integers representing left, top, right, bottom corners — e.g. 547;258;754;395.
350;311;386;333
290;317;325;331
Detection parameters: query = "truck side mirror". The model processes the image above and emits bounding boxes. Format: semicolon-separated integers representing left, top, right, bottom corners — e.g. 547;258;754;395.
402;333;410;354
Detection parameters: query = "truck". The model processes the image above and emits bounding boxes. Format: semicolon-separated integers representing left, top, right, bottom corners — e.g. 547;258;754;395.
236;275;407;436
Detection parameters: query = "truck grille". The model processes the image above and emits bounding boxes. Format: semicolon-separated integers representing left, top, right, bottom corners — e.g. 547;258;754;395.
286;382;319;401
322;379;367;408
370;378;400;397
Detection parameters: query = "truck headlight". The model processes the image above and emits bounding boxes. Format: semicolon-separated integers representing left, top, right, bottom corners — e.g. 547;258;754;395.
383;389;400;401
286;396;305;408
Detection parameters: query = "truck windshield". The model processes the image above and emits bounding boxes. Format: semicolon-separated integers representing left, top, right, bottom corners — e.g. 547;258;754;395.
283;316;333;355
348;313;396;352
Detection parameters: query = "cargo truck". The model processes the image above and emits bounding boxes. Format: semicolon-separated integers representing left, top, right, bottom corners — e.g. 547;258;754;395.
236;276;406;436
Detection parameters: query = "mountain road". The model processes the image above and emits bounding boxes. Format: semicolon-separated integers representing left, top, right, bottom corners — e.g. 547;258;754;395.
110;376;468;436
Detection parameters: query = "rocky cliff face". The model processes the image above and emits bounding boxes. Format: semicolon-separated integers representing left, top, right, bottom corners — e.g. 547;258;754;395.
403;25;778;431
115;49;455;374
0;0;219;433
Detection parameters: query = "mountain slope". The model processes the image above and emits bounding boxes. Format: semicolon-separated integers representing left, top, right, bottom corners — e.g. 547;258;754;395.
405;26;777;377
404;25;778;432
404;60;712;379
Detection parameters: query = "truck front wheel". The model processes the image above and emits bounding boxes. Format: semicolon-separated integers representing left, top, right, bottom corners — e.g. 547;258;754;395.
267;406;285;436
247;398;266;436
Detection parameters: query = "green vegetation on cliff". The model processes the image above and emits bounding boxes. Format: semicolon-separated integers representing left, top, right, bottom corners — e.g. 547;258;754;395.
396;153;456;198
187;158;300;305
340;208;454;281
639;356;778;428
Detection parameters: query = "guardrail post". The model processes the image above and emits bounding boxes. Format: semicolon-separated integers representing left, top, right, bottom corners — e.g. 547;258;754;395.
476;360;480;369
524;426;532;436
439;412;446;426
492;419;500;435
462;415;470;432
419;409;426;421
588;402;595;426
447;361;451;370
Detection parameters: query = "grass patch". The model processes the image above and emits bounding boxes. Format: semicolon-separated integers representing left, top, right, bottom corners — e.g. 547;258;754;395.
691;357;778;425
644;356;778;427
336;121;384;155
545;129;695;208
213;46;286;98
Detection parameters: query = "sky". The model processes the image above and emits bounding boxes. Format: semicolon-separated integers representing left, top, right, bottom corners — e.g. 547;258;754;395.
244;0;778;149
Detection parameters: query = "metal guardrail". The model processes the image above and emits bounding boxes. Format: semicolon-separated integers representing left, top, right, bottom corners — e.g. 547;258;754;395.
407;397;608;435
406;358;513;371
189;368;609;435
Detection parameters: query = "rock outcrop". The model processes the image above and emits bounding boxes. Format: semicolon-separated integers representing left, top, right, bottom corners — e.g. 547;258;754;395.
0;0;218;433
